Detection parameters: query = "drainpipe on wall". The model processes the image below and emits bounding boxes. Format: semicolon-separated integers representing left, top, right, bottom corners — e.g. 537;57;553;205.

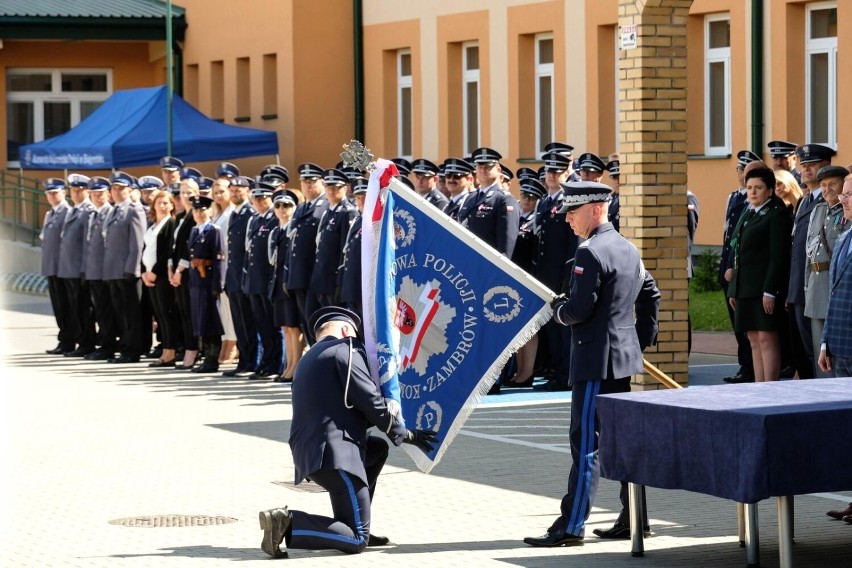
353;0;365;142
751;0;764;156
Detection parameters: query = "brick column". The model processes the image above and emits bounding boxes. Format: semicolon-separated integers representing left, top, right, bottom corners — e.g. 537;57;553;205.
618;0;693;389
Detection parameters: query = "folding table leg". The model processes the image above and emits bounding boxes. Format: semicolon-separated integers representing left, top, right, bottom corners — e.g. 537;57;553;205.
737;502;745;547
777;496;793;568
744;502;759;567
628;482;645;557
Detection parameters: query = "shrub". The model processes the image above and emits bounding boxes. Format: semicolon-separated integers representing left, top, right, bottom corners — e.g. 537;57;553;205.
692;249;720;292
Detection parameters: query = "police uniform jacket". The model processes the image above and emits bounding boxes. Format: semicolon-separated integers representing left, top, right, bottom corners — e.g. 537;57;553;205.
804;201;850;319
789;191;825;304
267;223;291;300
608;192;621;232
553;223;660;382
444;192;469;222
535;190;579;292
242;208;277;296
188;222;225;337
102;200;146;280
286;196;328;290
288;336;408;486
40;201;71;277
225;201;256;294
719;188;748;287
84;203;112;281
310;200;356;295
511;211;538;274
58;199;96;279
458;183;519;256
424;188;449;211
338;215;363;307
727;196;793;300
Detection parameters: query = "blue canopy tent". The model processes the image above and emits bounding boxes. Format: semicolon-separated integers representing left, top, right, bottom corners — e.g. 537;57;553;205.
19;85;278;169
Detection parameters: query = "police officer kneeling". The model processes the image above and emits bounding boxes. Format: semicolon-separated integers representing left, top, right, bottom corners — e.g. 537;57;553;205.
258;306;438;558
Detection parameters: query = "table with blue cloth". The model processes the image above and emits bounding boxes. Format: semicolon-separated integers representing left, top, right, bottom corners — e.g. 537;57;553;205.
597;378;852;568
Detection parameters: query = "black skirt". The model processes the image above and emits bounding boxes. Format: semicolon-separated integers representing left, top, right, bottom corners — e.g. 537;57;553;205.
734;296;782;332
274;294;300;328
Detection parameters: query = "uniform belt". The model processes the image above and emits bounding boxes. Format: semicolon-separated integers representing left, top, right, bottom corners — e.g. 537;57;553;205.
190;258;215;278
809;261;830;273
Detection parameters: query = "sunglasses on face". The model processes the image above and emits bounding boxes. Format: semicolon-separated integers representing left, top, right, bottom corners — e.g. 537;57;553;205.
274;202;295;209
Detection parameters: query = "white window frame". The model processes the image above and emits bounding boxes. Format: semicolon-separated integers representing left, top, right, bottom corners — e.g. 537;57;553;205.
462;41;481;156
397;49;413;160
704;14;731;156
805;1;837;148
535;33;555;158
6;68;113;167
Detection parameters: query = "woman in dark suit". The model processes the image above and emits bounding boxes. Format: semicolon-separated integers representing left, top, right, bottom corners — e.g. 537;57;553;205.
142;190;179;367
169;179;199;369
726;166;794;381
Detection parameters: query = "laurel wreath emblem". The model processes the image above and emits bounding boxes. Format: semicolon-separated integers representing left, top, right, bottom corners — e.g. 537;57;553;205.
393;209;417;248
415;400;442;432
483;286;522;323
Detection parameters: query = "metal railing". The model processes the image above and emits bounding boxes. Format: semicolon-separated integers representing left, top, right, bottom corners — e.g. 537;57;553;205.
0;170;45;246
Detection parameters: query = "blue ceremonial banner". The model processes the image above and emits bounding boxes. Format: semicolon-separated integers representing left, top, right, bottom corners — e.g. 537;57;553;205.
362;159;554;472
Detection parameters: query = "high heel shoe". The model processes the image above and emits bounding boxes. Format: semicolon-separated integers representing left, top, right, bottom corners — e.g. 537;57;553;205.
507;375;534;388
175;360;196;370
149;358;176;368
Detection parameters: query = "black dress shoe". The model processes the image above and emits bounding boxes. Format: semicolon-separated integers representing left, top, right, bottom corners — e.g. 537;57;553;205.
64;348;94;358
112;354;140;364
192;362;220;374
249;370;277;380
46;344;65;355
593;523;652;539
259;507;291;559
148;359;176;368
523;530;584;547
506;376;535;388
723;372;754;384
488;384;502;395
272;375;293;383
367;534;390;546
222;367;249;377
174;361;196;370
827;502;852;520
86;350;113;361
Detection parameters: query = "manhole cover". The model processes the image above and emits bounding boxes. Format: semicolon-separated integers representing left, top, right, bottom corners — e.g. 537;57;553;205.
273;480;327;493
109;515;238;528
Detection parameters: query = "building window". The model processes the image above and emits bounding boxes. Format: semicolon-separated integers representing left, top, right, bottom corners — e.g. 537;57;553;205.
263;53;278;119
6;69;111;164
806;2;837;147
211;60;224;121
185;64;200;107
397;49;413;159
462;42;480;155
704;15;730;155
236;57;250;121
535;34;554;158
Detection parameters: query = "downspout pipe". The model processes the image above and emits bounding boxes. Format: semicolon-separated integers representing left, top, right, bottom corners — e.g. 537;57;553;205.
353;0;365;142
751;0;764;156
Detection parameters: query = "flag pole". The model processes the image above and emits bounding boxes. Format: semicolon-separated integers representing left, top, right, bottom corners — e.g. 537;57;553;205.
166;0;173;156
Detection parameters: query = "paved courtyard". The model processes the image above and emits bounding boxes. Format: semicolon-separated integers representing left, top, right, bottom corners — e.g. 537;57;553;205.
2;291;851;567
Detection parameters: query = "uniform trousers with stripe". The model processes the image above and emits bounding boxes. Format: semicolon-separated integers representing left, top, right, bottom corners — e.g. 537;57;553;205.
227;290;259;372
287;435;388;554
553;377;631;537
